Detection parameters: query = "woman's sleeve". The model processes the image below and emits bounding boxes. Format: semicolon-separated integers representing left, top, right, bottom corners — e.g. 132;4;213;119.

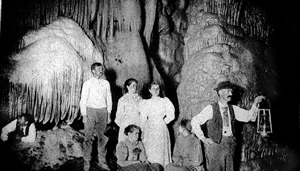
115;97;125;126
163;97;175;124
116;141;129;166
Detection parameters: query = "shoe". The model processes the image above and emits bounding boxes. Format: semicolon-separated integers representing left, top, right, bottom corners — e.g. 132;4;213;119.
83;160;90;171
83;164;90;171
98;162;110;170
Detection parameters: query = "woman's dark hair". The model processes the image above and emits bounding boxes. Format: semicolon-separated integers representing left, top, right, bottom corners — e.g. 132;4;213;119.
123;78;138;94
179;119;192;132
124;124;141;136
147;81;165;98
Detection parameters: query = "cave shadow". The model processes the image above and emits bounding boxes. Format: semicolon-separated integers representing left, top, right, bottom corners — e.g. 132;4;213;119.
103;68;121;170
104;68;122;121
228;83;246;171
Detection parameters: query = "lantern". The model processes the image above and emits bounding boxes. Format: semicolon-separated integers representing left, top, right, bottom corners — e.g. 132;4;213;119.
256;99;272;137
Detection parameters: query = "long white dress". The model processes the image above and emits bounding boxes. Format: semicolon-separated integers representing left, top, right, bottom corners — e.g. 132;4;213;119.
140;97;175;167
115;93;142;142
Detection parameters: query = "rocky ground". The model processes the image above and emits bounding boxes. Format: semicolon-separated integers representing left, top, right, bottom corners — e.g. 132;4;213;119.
0;122;119;171
0;122;299;171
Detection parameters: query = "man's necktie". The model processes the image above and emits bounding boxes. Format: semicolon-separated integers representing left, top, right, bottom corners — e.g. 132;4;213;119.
20;127;25;136
222;106;229;127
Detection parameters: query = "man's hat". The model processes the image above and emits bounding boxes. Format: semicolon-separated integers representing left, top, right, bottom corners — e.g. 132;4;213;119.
213;80;235;91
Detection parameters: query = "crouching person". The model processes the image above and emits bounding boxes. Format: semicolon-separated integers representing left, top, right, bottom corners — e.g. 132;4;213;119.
1;113;36;145
165;119;205;171
116;124;163;171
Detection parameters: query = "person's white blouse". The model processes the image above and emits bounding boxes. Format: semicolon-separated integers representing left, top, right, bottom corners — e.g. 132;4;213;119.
115;93;142;142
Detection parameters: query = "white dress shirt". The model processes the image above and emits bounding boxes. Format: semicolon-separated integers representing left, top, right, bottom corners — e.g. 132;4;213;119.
191;101;258;139
79;77;112;116
1;119;36;143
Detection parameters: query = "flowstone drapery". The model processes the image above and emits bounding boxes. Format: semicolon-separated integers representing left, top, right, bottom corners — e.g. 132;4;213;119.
8;17;103;125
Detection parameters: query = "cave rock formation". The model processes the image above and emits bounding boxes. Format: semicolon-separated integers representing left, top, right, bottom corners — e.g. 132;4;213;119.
8;17;103;125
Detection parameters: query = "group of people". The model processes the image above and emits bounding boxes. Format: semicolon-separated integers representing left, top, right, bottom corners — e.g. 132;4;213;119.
115;79;175;171
1;62;265;171
79;62;177;171
80;62;264;171
79;62;201;171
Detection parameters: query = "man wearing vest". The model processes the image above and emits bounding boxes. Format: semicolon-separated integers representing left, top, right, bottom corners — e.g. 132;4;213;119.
191;80;264;171
1;113;36;144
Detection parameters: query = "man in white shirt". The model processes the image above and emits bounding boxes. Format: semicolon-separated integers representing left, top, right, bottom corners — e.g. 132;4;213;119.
80;62;112;171
1;113;36;144
191;80;264;171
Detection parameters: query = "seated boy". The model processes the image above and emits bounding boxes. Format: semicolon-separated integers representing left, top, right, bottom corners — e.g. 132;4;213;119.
165;119;205;171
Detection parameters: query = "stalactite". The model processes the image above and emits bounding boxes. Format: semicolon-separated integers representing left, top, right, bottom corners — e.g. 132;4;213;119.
24;84;29;114
101;0;108;44
60;72;67;121
38;95;45;123
67;0;71;18
43;100;50;124
96;0;101;36
81;0;85;27
50;78;56;124
73;0;78;25
78;0;82;26
144;0;157;47
84;0;89;30
68;70;75;124
108;0;114;40
34;87;41;122
9;84;14;119
32;86;37;121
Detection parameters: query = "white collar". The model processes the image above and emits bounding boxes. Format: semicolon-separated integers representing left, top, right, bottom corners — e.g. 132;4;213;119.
218;101;228;108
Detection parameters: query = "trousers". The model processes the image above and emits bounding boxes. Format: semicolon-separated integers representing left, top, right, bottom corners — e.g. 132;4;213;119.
205;136;237;171
83;107;108;164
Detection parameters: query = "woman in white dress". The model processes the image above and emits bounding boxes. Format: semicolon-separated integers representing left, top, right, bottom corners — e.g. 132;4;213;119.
140;81;175;168
115;78;142;142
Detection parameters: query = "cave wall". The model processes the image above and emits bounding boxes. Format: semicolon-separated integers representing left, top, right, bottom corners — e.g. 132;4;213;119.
176;0;279;162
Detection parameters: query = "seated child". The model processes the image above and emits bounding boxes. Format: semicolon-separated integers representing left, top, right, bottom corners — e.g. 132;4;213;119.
165;119;205;171
116;124;163;171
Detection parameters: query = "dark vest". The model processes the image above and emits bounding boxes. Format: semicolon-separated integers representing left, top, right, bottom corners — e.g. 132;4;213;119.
7;121;30;144
15;123;30;138
206;102;236;144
